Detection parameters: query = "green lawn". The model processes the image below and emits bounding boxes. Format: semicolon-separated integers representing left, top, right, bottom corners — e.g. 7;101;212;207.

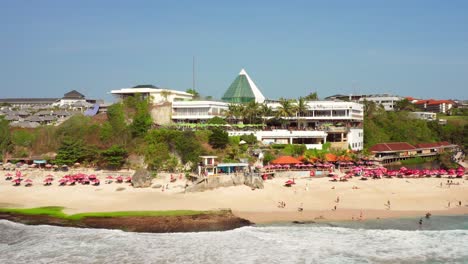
0;206;220;221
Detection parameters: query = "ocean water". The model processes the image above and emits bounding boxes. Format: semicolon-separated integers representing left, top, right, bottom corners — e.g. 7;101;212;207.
1;216;467;264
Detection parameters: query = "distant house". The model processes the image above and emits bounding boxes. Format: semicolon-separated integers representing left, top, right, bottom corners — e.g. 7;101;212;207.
408;112;437;121
324;93;403;111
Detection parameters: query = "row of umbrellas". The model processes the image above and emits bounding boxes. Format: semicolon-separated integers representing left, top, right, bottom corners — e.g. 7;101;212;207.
4;171;132;186
264;163;334;169
349;166;465;178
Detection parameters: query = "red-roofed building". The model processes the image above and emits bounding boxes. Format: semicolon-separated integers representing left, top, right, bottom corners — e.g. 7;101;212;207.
414;141;457;155
370;141;457;164
369;142;417;152
414;99;455;113
271;156;302;165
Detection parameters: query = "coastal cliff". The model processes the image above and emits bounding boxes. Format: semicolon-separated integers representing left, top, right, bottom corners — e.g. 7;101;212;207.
0;211;252;233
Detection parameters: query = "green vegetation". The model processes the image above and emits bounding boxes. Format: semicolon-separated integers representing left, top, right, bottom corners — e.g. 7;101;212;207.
400;156;435;165
99;145;128;169
209;128;229;149
0;116;12;160
0;206;218;221
363;101;467;152
130;98;152;138
144;129;204;171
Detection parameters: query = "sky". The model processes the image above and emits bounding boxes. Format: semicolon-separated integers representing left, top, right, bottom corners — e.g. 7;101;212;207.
1;0;467;102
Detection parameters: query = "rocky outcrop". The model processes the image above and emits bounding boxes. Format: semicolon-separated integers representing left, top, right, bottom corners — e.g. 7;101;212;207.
186;174;263;192
0;211;252;233
131;169;152;188
244;174;264;189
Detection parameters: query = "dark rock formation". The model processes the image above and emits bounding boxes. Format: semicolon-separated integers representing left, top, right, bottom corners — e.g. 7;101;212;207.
132;169;152;188
0;211;252;233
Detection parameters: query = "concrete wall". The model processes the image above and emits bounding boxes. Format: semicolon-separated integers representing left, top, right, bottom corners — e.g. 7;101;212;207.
150;103;172;125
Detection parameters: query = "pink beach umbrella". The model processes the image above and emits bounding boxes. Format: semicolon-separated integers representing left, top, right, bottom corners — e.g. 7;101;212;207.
125;177;132;183
12;178;21;185
24;179;33;186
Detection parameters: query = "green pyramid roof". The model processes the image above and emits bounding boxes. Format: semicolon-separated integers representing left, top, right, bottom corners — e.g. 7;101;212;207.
222;69;265;104
222;74;255;103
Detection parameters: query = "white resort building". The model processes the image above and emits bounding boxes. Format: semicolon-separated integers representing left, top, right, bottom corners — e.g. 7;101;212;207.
109;69;364;151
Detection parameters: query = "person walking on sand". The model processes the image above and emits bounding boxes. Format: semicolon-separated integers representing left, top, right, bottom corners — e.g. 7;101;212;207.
298;203;304;212
459;201;462;207
448;201;451;208
336;196;340;203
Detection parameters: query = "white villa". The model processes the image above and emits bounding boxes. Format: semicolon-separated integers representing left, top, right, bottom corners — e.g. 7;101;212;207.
111;84;194;104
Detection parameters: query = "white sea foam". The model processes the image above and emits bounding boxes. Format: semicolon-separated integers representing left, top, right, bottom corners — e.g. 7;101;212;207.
0;220;467;264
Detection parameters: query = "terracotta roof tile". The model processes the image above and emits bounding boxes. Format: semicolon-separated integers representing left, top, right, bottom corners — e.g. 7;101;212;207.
271;156;302;164
369;142;416;152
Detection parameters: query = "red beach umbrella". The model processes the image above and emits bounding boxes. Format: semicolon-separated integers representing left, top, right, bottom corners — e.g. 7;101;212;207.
285;179;295;185
106;176;114;179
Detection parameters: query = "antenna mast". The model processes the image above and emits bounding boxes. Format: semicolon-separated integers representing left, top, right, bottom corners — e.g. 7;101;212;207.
192;56;196;91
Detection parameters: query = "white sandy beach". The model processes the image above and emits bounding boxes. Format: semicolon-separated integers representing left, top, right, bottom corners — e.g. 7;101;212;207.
1;169;467;223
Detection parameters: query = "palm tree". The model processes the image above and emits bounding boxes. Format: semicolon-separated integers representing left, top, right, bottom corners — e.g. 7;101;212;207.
244;101;260;124
295;97;308;129
259;103;273;125
275;98;295;128
304;92;319;100
223;104;245;124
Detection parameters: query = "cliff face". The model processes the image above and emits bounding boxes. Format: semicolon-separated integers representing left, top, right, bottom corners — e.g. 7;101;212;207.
0;212;252;233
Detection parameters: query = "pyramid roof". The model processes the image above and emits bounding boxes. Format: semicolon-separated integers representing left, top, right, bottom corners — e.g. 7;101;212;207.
222;69;265;103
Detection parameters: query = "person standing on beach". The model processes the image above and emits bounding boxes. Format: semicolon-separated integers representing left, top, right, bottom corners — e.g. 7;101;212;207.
448;201;451;208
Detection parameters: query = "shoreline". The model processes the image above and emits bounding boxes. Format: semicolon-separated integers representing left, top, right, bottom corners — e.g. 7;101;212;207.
234;207;468;224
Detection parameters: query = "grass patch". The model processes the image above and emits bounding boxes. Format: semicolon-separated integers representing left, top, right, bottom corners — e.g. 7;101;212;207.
0;207;222;221
0;206;68;218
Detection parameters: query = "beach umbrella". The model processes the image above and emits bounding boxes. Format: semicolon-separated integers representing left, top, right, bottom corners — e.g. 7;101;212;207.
106;176;114;179
285;179;295;185
45;164;52;168
12;178;21;185
125;177;132;183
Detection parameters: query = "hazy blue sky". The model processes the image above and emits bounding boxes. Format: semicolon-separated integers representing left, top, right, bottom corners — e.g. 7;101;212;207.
1;0;467;102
